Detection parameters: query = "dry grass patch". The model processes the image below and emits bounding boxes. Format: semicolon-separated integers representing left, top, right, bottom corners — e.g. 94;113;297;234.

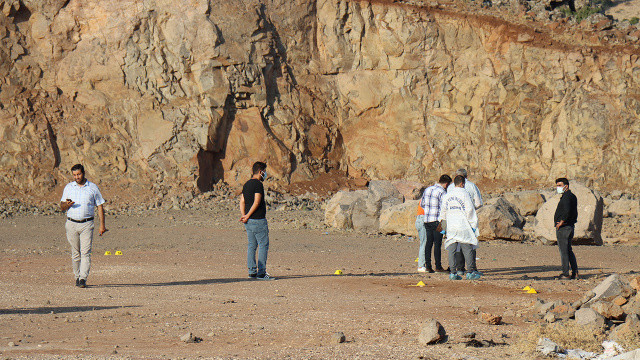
514;321;607;355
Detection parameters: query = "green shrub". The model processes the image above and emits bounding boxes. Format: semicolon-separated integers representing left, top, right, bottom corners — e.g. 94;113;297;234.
575;6;601;23
630;17;639;25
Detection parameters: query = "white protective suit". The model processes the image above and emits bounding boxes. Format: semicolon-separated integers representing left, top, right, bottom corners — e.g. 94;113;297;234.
438;186;479;251
447;179;483;209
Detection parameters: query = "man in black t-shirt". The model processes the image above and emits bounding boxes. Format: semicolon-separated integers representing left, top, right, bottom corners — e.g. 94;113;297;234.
239;161;274;280
554;177;579;280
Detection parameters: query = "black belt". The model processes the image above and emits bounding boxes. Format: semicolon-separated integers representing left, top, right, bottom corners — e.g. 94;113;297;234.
68;217;94;223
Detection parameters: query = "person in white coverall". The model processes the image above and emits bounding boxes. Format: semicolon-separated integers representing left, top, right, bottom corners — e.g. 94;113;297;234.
447;168;483;275
439;175;482;280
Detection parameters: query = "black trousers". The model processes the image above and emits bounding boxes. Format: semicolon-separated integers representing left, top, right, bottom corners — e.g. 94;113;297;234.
424;221;443;268
556;225;578;276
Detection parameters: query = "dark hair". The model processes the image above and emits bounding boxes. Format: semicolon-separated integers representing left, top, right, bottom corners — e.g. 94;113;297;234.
555;178;569;186
252;161;267;175
454;175;466;186
439;174;452;185
71;164;85;174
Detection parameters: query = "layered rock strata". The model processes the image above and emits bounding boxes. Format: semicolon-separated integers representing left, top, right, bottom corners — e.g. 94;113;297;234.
0;0;639;202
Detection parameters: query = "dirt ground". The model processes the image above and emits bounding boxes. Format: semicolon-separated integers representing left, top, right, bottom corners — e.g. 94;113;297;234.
1;205;639;359
606;0;640;21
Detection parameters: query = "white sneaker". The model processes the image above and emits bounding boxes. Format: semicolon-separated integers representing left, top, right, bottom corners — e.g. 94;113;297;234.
417;267;427;273
256;273;275;280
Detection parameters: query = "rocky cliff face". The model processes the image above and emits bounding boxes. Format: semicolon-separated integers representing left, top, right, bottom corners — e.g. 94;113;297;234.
0;0;638;202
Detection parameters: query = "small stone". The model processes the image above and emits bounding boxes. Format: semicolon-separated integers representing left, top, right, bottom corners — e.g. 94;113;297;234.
462;332;476;339
575;307;606;328
8;342;17;347
180;332;202;343
613;296;628;307
479;312;502;325
418;319;446;345
331;332;346;344
544;312;557;323
536;337;563;356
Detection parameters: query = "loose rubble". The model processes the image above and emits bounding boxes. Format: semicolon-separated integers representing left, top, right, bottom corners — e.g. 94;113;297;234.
533;273;640;356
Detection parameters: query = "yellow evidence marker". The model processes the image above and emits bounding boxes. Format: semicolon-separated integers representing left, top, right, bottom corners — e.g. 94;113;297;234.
334;270;343;275
527;288;538;294
415;257;419;262
104;251;112;255
522;286;531;291
410;281;426;287
115;251;123;255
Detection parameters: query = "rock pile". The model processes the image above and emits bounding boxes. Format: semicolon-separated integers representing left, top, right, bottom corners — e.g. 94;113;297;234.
534;274;640;345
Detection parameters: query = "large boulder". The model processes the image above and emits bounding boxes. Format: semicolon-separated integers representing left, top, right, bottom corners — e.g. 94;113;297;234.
477;198;525;241
608;199;640;217
324;190;368;229
324;181;403;232
533;183;604;245
586;274;635;306
502;190;545;216
391;180;426;201
351;180;403;232
379;200;420;235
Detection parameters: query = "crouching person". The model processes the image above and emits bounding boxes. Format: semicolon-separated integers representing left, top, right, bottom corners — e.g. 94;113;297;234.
439;175;481;280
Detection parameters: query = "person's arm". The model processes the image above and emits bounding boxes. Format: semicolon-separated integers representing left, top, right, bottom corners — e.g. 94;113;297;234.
60;199;74;211
240;193;262;223
239;194;246;217
97;204;107;235
555;196;568;229
60;187;74;211
438;195;448;222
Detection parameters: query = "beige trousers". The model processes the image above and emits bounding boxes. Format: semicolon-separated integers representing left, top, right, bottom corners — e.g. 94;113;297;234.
65;220;94;280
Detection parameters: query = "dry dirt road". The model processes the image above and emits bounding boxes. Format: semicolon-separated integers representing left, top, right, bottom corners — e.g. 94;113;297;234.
1;206;639;359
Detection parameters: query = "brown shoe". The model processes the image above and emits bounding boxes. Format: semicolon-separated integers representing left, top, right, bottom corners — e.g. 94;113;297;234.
435;267;448;273
556;274;571;280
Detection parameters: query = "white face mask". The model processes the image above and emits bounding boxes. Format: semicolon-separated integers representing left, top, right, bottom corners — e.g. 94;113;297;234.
260;170;268;181
556;186;565;194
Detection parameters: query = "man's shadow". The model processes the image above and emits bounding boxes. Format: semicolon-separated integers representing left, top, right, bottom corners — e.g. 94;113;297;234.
0;305;139;315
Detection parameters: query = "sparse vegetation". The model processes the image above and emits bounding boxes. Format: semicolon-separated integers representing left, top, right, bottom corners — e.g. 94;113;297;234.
575;6;602;22
514;322;607;355
630;17;639;25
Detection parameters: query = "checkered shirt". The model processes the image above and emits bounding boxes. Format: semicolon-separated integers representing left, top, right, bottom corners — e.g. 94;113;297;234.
420;183;446;222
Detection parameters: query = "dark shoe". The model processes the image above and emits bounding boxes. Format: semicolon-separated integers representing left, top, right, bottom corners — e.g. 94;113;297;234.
78;279;87;288
435;267;448;273
556;274;571;280
75;278;80;287
426;267;435;273
248;273;257;279
570;272;579;280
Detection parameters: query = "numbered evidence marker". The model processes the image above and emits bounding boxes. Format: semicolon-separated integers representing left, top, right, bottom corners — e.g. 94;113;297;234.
115;251;123;255
104;251;112;256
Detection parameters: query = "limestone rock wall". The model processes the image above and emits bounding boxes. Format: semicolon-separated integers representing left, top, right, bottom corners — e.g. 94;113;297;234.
0;0;639;201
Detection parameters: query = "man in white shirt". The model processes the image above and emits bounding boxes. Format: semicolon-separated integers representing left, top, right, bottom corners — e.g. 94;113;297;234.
447;168;482;209
439;175;481;280
60;164;107;288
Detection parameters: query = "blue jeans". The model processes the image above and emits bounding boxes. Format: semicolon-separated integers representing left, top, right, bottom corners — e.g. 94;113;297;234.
416;215;427;267
245;218;269;276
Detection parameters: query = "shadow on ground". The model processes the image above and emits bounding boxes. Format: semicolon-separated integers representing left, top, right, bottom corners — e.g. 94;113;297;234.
0;305;139;315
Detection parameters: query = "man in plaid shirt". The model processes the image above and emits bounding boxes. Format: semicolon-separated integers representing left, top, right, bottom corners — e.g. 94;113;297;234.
417;174;452;273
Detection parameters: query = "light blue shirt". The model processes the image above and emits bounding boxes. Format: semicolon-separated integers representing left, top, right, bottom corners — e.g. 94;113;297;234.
61;180;105;220
447;179;483;209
